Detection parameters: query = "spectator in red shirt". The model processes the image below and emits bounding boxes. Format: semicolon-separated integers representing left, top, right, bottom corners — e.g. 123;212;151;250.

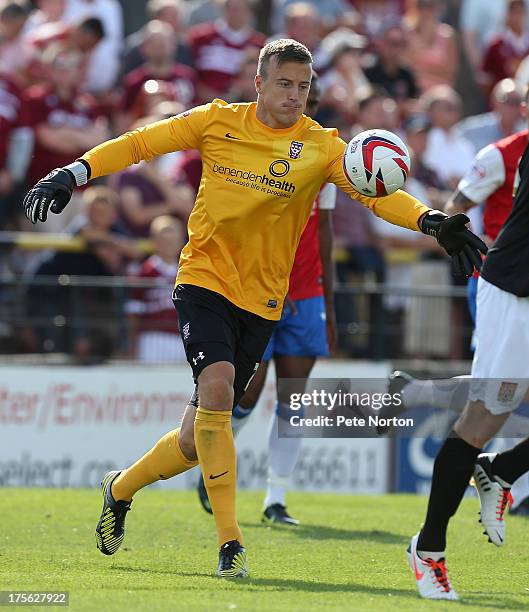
117;20;196;133
363;22;420;120
28;15;104;53
24;0;67;35
188;0;266;102
113;114;194;238
130;78;183;124
349;0;406;41
27;186;140;361
482;0;529;96
224;46;259;102
26;17;105;89
24;44;110;231
171;149;203;197
61;0;123;95
279;2;322;53
0;2;34;85
0;72;25;228
126;215;187;364
120;0;192;78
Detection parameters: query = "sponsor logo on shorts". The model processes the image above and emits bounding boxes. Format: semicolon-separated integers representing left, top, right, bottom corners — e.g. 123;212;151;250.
497;381;518;403
192;351;205;366
244;363;261;392
182;322;190;340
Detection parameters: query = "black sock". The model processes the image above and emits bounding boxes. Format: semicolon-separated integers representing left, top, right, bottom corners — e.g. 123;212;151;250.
417;431;480;552
492;438;529;485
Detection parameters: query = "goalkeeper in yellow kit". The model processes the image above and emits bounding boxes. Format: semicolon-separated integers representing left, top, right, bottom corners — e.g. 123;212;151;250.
24;39;486;578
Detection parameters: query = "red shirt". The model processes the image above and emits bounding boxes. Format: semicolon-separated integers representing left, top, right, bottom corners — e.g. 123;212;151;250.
485;129;528;240
0;74;24;168
188;21;265;95
482;31;529;86
127;255;179;334
171;149;202;194
120;63;197;112
288;184;336;301
24;84;102;184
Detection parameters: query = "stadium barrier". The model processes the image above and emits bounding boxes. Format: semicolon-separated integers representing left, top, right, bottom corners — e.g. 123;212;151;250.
0;274;473;364
0;361;391;493
0;231;154;254
0;230;472;362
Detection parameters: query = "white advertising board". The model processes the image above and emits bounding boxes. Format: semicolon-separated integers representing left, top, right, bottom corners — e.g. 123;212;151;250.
0;361;390;493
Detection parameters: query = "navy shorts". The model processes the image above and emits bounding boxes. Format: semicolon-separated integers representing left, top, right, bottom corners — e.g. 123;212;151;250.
173;284;276;407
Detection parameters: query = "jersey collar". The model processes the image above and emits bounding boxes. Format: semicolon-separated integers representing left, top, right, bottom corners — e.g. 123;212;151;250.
249;102;305;135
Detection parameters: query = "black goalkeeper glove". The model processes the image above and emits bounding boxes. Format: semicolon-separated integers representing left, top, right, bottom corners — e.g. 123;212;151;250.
23;167;77;224
421;210;488;278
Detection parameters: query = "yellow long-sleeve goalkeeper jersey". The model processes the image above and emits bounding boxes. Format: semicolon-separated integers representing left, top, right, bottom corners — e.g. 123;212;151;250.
82;99;430;320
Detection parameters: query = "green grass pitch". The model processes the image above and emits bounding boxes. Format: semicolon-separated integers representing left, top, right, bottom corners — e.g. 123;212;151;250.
2;489;529;611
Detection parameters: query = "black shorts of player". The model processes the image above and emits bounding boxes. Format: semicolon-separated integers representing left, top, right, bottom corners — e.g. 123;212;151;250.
172;283;276;408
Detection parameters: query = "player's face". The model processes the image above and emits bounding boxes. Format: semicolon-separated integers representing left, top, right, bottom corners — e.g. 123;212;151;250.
255;58;312;129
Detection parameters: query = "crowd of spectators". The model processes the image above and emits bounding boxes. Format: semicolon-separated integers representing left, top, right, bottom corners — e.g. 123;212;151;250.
0;0;527;362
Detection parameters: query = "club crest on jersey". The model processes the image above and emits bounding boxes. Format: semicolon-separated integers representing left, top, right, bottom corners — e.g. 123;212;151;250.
497;382;518;403
289;141;303;159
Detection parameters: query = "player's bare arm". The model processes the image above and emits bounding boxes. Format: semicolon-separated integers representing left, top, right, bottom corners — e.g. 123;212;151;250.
444;189;477;216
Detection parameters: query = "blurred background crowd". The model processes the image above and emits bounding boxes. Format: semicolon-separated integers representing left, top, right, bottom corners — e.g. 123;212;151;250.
0;0;526;365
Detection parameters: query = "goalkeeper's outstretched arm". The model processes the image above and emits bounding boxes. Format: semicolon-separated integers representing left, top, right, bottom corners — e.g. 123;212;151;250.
326;137;488;278
23;105;209;224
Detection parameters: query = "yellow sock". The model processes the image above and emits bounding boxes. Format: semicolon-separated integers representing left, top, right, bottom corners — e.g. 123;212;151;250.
112;428;198;501
194;407;243;545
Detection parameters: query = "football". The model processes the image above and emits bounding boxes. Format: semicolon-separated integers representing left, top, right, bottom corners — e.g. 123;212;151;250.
342;129;411;197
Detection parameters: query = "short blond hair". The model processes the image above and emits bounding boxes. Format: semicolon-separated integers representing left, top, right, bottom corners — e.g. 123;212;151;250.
150;215;182;236
258;38;312;79
147;0;182;19
82;185;120;208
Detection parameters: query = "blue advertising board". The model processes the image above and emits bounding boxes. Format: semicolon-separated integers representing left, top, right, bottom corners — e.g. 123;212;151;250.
394;403;529;494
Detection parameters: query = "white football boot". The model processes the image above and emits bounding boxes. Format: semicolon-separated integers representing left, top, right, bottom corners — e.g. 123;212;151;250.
407;533;458;600
473;453;512;546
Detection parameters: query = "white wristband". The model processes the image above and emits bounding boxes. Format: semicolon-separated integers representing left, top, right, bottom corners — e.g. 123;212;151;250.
64;161;89;186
